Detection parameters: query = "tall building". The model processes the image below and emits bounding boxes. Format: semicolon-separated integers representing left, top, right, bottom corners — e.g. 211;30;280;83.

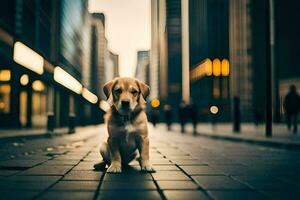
135;50;150;85
229;0;255;121
0;0;102;129
275;1;300;120
91;13;119;100
189;0;230;121
109;51;119;78
91;13;106;99
151;0;183;114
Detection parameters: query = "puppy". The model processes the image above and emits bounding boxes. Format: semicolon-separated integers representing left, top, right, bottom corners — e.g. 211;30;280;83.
95;77;154;173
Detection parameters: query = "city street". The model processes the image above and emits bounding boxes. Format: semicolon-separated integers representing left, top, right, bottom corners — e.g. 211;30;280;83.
1;125;300;200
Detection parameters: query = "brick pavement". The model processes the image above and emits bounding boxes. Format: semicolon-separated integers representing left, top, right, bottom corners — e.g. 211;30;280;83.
0;125;300;200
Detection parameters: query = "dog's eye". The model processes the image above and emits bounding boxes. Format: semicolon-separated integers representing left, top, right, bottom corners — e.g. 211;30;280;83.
131;90;139;96
114;88;122;94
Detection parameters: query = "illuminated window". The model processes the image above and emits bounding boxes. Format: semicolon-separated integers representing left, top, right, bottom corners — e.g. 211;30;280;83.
32;91;47;127
205;59;213;76
0;84;11;113
0;70;11;81
221;59;230;76
213;59;221;76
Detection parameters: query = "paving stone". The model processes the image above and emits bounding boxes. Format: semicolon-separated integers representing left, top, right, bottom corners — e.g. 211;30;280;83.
207;190;266;200
150;159;172;165
181;166;224;175
50;180;99;191
163;190;210;200
16;155;51;160
43;160;79;166
6;175;61;182
101;180;157;190
1;191;39;200
83;155;102;162
20;165;72;175
172;159;207;165
192;176;249;190
152;171;191;181
0;159;45;168
152;165;180;171
40;191;95;200
63;170;103;181
157;180;199;190
0;180;54;190
0;169;20;176
103;173;153;181
97;191;162;200
232;175;298;190
213;165;265;176
261;190;300;200
72;162;96;170
53;155;85;160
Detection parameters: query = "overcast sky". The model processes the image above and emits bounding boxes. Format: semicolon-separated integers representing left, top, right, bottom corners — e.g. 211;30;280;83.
89;0;151;77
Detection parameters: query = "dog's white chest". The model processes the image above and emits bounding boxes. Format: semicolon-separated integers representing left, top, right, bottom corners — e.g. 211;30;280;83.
124;123;137;133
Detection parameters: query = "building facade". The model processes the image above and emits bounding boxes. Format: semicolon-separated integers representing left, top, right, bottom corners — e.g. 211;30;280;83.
0;0;105;129
135;50;150;85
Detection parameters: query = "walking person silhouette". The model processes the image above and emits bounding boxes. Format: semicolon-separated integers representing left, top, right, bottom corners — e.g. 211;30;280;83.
284;85;300;134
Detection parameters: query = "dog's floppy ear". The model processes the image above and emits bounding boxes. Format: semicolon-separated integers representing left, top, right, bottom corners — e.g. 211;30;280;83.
136;80;150;99
103;78;118;105
103;80;114;99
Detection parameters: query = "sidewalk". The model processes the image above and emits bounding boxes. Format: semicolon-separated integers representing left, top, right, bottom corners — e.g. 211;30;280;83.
1;125;300;200
161;123;300;150
0;125;101;143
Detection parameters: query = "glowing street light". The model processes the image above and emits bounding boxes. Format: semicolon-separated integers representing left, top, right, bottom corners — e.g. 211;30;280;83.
20;74;29;86
32;80;45;92
82;88;98;104
13;41;44;75
54;66;82;94
151;98;160;108
210;105;219;114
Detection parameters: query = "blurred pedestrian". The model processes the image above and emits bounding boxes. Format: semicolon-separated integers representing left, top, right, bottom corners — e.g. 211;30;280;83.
178;101;188;133
163;104;172;131
151;108;160;127
284;85;300;134
253;108;263;126
189;101;198;135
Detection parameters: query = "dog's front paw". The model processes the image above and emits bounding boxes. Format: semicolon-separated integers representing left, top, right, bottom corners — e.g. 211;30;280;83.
107;162;122;173
140;160;155;172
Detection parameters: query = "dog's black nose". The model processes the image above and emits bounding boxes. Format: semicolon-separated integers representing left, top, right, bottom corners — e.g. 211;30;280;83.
121;100;130;108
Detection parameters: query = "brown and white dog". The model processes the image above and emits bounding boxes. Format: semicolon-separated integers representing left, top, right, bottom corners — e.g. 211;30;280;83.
94;77;154;173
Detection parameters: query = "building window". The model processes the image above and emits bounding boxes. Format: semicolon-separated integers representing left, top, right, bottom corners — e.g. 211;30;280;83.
0;84;11;113
0;69;11;114
31;80;47;127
